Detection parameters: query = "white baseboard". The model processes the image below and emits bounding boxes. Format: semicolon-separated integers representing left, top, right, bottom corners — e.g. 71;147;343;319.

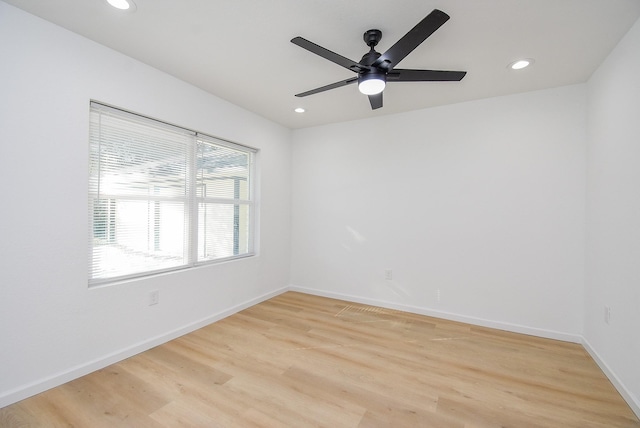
289;285;640;419
5;285;639;422
0;286;288;408
289;285;582;343
582;337;640;419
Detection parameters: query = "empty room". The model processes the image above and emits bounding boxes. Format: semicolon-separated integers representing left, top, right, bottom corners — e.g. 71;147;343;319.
1;0;639;426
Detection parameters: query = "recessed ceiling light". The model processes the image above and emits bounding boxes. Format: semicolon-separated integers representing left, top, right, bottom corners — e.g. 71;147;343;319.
509;59;534;70
294;107;305;113
106;0;136;11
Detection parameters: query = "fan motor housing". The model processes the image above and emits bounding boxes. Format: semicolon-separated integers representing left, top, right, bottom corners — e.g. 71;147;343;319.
360;50;381;67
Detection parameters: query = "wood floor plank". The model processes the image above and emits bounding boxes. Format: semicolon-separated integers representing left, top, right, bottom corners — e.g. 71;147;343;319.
1;291;638;427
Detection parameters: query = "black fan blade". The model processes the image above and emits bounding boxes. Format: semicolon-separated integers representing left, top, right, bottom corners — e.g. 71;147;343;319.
291;37;369;73
388;69;466;81
368;93;383;110
373;9;450;70
295;77;358;97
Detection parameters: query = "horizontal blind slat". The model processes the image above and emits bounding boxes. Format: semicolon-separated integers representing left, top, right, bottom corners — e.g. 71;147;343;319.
89;102;256;284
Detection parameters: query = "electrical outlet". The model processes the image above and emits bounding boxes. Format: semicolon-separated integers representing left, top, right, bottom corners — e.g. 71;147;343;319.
437;288;441;303
604;306;611;324
385;269;393;280
149;290;159;306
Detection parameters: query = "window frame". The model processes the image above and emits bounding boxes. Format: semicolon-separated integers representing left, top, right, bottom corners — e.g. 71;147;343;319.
88;101;258;286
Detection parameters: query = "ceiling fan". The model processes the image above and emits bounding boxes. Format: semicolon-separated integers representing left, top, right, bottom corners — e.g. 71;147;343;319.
291;9;466;110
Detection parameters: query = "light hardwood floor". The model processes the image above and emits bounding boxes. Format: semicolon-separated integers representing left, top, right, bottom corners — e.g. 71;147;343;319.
1;291;639;427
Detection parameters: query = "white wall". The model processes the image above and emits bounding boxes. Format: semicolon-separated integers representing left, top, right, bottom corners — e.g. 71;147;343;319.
0;2;291;406
585;15;640;414
291;84;587;340
2;0;638;415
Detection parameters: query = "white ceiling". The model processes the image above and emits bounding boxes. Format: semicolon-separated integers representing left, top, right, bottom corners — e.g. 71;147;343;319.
5;0;640;129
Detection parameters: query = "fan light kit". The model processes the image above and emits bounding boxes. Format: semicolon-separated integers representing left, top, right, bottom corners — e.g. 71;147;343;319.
291;9;466;110
358;73;386;95
106;0;136;11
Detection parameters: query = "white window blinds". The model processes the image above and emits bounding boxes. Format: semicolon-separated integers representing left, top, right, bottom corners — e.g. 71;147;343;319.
89;102;256;285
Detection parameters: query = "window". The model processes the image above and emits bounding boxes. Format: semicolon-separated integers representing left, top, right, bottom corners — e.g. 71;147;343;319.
89;102;256;285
